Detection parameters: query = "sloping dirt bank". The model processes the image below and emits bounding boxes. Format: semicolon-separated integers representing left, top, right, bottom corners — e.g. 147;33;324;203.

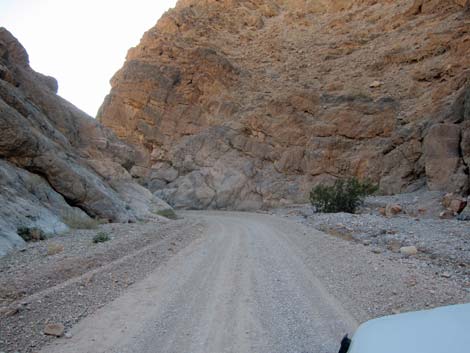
0;216;204;353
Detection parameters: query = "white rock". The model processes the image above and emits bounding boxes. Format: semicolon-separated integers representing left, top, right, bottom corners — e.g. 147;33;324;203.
369;80;383;88
400;246;418;256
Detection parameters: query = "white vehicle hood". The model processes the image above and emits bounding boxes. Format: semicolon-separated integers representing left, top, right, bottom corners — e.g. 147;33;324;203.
348;303;470;353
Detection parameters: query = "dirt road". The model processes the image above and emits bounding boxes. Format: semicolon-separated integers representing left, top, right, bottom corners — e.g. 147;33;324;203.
38;211;468;353
41;212;358;353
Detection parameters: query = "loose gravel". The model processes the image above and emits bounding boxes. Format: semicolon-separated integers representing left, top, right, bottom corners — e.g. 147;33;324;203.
0;216;205;353
38;212;470;353
271;190;470;290
1;196;469;353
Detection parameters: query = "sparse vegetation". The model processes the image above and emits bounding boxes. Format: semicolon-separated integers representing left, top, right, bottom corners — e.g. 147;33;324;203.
92;232;110;244
309;177;378;214
156;209;178;220
17;227;46;242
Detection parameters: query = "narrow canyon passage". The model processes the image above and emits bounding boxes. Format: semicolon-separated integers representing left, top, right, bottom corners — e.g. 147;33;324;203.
41;212;357;353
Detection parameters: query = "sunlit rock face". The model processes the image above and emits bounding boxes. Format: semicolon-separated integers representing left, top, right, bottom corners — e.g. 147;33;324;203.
98;0;470;209
0;28;171;255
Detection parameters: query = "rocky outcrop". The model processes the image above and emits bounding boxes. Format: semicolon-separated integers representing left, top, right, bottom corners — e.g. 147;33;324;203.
98;0;470;209
0;28;171;256
423;82;470;194
424;123;467;192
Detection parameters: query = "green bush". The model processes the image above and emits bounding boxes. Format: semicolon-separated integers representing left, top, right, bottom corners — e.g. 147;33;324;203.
156;209;178;220
92;232;110;244
309;178;378;213
17;227;46;242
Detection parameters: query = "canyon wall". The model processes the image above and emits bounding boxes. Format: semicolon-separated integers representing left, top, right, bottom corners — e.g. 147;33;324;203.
98;0;470;210
0;28;170;255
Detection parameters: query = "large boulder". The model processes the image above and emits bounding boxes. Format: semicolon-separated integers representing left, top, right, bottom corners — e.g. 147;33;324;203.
423;124;467;193
0;160;90;256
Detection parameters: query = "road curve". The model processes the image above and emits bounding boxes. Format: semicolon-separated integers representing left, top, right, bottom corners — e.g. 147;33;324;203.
42;212;358;353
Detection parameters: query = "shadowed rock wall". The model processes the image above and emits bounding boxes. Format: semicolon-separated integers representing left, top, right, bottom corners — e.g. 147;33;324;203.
0;28;171;255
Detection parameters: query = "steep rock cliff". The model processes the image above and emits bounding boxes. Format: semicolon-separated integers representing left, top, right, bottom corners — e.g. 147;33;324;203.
99;0;470;209
0;28;170;255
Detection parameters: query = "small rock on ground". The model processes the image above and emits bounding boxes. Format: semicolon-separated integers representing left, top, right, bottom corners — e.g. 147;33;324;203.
44;323;64;337
400;246;418;256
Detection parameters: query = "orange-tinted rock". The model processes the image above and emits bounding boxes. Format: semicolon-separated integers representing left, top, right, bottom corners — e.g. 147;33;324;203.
98;0;470;209
385;204;402;217
443;193;468;213
450;198;467;213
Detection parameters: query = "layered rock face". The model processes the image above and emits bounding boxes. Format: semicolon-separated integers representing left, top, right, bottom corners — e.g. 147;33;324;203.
0;28;170;255
99;0;470;209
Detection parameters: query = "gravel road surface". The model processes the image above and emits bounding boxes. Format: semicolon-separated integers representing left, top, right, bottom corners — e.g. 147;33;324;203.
40;211;468;353
41;212;358;353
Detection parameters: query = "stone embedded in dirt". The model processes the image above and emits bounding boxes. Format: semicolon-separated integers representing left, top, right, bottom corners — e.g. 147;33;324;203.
443;193;467;214
385;204;402;217
400;246;418;256
0;306;19;317
369;80;383;88
440;210;455;219
387;239;402;253
443;193;455;208
418;207;427;214
43;323;65;337
371;248;382;254
449;198;467;214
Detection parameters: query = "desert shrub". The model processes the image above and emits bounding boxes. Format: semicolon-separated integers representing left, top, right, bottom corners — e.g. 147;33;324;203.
156;209;178;220
310;178;377;214
92;232;110;244
17;227;46;242
63;212;102;229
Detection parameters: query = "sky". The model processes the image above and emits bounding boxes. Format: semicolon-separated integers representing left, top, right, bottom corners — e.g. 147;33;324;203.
0;0;178;116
